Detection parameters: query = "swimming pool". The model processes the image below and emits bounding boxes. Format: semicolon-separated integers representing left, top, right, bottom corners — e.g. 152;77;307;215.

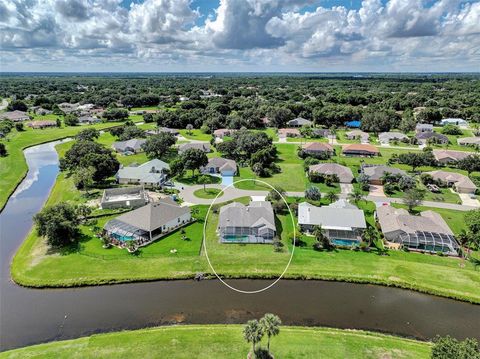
331;239;359;247
222;235;249;243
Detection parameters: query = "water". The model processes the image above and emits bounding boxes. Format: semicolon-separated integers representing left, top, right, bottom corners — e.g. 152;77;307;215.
1;141;479;352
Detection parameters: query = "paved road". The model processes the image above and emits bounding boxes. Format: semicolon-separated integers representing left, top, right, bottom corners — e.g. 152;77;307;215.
364;195;477;211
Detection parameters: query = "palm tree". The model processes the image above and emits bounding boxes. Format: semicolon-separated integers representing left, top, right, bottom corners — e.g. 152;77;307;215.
326;191;339;203
457;230;472;260
313;225;330;250
348;188;364;204
243;320;263;355
260;314;281;354
361;226;377;247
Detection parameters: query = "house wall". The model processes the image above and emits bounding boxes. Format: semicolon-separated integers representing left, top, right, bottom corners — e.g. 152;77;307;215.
152;212;192;240
101;197;147;209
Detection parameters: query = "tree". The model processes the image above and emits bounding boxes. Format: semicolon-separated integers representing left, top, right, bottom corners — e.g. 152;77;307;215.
441;124;462;135
64;114;79;126
76;128;100;142
431;335;480;359
399;108;416;133
348;188;364;204
313;225;331;250
465;209;480;250
33;202;81;248
15;122;24;131
7;99;27;111
197;175;211;191
181;148;208;176
457;155;480;175
397;152;435;171
360;109;400;134
103;108;129;121
186;123;193;134
61;141;119;182
0;143;7;157
402;188;426;213
141;133;176;160
361;226;377;247
259;314;281;355
119;125;145;141
169;158;186;178
326;191;339;203
72;166;95;194
243;320;264;355
417;108;441;124
305;186;321;201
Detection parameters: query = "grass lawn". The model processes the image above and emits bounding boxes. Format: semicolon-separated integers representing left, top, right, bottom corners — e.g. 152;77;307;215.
178;129;212;141
193;188;223;199
0;119;141;211
0;325;431;359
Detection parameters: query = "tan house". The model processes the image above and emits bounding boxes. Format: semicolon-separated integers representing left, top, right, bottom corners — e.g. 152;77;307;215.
27;120;57;129
346;130;369;142
342;144;379;157
308;163;354;183
457;137;480;146
301;142;334;156
0;110;30;122
362;165;407;185
432;150;472;165
426;170;477;194
278;128;301;138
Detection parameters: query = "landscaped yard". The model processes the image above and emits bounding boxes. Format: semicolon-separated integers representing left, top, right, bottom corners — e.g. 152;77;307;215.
193;188;223;199
0;325;431;359
178;129;212;141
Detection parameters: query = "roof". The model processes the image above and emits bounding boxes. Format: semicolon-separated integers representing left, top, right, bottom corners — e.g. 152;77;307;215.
113;139;146;152
363;165;407;180
108;197;190;232
458;137;480;145
218;201;276;231
0;110;29;121
415;132;448;141
426;170;477;190
178;142;211;153
379;132;408;142
116;159;169;182
441;118;467;124
298;202;366;230
432;150;472;162
213;128;234;136
416;123;433;130
346;129;369;138
28;120;56;127
278;128;300;136
78;115;99;123
376;205;453;236
345;120;361;128
342;144;379;154
146;127;179;135
308;163;354;183
287;117;312;126
205;157;237;172
302;142;333;152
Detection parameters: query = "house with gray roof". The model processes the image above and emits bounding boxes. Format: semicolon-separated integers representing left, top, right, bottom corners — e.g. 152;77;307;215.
218;201;276;243
287;117;312;127
308;163;354;183
379;132;408;144
346;129;369;143
115;159;169;187
100;186;149;209
458;137;480;146
376;205;458;255
78;115;101;124
362;165;407;185
0;110;29;122
426;170;477;194
112;139;146;154
298;200;366;246
145;127;179;136
178;142;211;154
415;131;448;145
104;197;191;248
432;149;472;164
201;157;237;176
415;123;433;133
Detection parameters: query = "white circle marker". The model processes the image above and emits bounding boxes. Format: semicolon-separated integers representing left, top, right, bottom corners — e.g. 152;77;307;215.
202;178;296;294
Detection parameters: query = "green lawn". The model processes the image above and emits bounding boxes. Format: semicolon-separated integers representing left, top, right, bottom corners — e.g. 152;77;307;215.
0;119;140;211
178;129;212;141
0;325;431;359
193;188;223;199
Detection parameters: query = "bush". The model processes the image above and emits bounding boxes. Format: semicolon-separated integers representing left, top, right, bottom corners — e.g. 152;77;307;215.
305;186;321;201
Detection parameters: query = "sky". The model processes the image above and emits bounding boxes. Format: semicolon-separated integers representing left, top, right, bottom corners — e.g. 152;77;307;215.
0;0;479;72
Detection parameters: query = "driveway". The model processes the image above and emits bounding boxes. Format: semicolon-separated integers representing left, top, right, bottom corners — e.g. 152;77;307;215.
368;185;386;197
340;183;353;195
458;193;480;207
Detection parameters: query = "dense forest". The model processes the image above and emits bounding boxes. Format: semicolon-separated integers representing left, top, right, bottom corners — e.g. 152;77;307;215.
1;74;479;132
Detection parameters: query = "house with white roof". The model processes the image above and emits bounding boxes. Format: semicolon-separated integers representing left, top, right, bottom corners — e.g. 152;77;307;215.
115;159;169;187
440;118;467;126
298;200;366;246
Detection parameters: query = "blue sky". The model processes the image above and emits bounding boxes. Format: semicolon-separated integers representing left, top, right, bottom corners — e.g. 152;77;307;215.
1;0;479;72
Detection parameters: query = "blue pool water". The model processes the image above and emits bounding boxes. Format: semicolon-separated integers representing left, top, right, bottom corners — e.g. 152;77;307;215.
331;239;359;247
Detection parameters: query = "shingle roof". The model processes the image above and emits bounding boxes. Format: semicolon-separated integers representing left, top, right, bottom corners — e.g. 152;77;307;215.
458;137;480;145
302;142;333;152
433;150;472;162
116;159;169;183
113;139;146;152
363;165;406;180
0;110;29;121
287;117;312;126
218;201;275;231
298;202;366;230
178;142;211;153
205;157;237;172
379;132;408;143
426;170;477;190
342;144;379;154
308;163;354;183
415;132;448;142
110;197;190;232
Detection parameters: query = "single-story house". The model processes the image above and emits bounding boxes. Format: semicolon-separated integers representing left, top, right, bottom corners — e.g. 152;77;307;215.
308;163;354;183
432;149;472;164
201;157;237;175
112;139;147;154
345;120;361;128
278;128;301;138
342;144;379;157
58;102;79;114
346;130;369;142
312;128;331;138
27;120;57;129
116;159;169;187
104;197;191;247
78;115;101;124
362;165;407;185
376;205;458;255
426;170;477;194
0;110;30;122
35;107;53;115
415;132;449;145
100;186;149;209
379;132;408;144
298;200;366;246
440;118;467;126
457;137;480;146
415;123;434;133
178;142;211;154
213;128;236;138
146;127;179;136
287;117;312;127
301;142;334;156
218;201;276;243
